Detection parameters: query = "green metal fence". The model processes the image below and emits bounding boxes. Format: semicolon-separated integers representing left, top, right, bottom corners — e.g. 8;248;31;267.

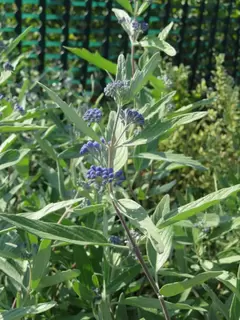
1;0;240;89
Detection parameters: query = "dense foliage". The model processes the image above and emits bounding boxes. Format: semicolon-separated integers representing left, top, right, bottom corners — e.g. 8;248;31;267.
0;1;240;320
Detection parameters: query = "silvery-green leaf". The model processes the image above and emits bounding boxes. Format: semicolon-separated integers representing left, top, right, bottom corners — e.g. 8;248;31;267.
140;37;176;56
114;117;128;171
117;199;164;254
112;9;132;37
135;151;206;170
158;184;240;229
130;52;160;97
0;302;56;320
147;226;173;272
158;22;174;40
116;54;126;81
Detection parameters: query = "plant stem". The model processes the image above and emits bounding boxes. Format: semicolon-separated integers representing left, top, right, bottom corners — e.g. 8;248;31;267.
112;200;171;320
131;42;135;76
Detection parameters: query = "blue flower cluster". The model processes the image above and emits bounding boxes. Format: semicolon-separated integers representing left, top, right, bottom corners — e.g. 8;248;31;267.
132;20;149;32
80;140;100;156
3;62;14;72
0;94;4;100
109;235;122;245
14;103;25;114
86;165;125;187
122;109;144;126
104;80;130;98
83;108;102;124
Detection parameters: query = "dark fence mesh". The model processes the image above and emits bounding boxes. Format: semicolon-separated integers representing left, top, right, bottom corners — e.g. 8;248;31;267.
0;0;240;89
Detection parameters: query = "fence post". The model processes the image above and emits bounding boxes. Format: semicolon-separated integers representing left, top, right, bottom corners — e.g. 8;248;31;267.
164;0;171;25
100;0;112;88
207;0;220;81
15;0;22;52
222;0;233;54
82;0;92;88
177;0;188;66
39;0;46;73
190;0;205;89
233;17;240;79
61;0;71;70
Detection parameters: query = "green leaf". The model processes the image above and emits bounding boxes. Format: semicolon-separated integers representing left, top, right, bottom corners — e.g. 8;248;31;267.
114;115;128;171
73;204;104;217
38;82;100;142
158;22;174;41
112;9;132;37
130;53;160;97
146;226;173;273
64;47;117;74
149;180;176;197
170;98;214;117
0;257;24;291
0;149;30;170
39;269;80;289
116;199;164;254
31;239;52;290
115;0;133;13
0;134;17;152
144;91;176;121
152;195;170;225
1;26;32;57
34;133;58;161
106;265;141;294
140;37;176;56
20;198;83;220
203;284;229;320
121;296;206;312
230;265;240;320
160;271;222;297
58;144;81;159
64;47;160;90
0;302;56;320
0;125;46;133
124;119;173;147
135;151;206;170
73;246;94;288
116;54;126;81
137;2;150;15
0;215;108;246
116;293;129;320
158;185;240;229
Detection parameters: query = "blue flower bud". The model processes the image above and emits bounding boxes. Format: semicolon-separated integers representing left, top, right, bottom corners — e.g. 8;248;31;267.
109;235;122;245
3;61;14;71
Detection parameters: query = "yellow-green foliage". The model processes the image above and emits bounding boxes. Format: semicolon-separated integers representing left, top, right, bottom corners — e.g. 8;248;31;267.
164;55;240;195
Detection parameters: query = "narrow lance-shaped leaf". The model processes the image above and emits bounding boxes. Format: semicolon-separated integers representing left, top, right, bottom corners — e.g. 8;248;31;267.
121;296;206;312
229;264;240;320
147;226;173;273
115;0;133;14
0;149;30;170
1;26;32;57
64;47;117;75
31;239;52;290
130;52;161;96
19;198;83;220
0;214;108;246
39;269;80;289
38;82;100;142
160;271;223;297
0;125;46;133
158;185;240;229
116;199;164;254
134;151;206;170
0;302;56;320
